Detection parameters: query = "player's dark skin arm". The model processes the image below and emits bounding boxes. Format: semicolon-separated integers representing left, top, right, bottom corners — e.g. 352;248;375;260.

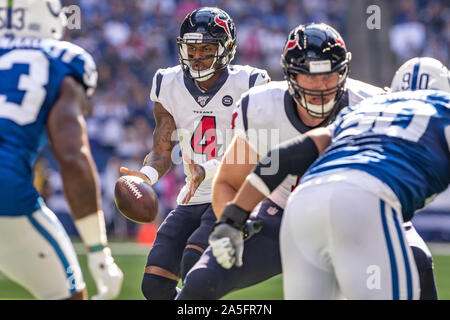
231;128;332;213
143;102;177;176
47;76;101;221
119;102;176;183
46;77;99;300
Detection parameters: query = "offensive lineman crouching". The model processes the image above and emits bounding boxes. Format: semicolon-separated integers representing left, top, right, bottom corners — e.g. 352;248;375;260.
209;57;449;299
177;24;437;300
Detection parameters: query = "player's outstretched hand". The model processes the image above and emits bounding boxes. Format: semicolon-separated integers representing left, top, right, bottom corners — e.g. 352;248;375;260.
119;167;153;186
181;162;205;204
87;247;124;300
209;223;244;269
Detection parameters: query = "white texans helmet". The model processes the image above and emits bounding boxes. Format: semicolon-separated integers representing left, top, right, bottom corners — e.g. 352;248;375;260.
391;57;450;93
0;0;67;40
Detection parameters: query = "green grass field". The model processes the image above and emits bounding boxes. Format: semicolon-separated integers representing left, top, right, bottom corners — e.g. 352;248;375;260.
1;242;449;300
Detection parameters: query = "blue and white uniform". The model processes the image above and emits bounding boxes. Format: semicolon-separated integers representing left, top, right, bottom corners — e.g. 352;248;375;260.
303;90;450;221
281;90;449;299
0;37;97;299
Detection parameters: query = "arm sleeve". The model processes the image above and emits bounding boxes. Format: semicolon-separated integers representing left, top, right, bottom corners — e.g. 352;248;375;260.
249;134;319;194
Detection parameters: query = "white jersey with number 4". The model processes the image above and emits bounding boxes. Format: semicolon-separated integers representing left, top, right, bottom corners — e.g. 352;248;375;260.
150;64;270;205
232;78;385;209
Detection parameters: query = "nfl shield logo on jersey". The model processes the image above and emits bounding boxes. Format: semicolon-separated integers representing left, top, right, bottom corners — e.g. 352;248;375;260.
197;95;209;107
267;206;279;216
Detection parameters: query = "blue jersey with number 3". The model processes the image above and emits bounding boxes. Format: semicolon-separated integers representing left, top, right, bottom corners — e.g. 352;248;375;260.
302;90;450;220
0;37;97;216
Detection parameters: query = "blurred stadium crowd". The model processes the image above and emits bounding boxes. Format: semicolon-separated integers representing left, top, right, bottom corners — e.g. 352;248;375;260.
390;0;449;67
35;0;449;239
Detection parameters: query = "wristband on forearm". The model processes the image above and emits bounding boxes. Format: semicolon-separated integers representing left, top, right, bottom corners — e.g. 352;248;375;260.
139;166;159;185
219;203;251;230
74;211;108;252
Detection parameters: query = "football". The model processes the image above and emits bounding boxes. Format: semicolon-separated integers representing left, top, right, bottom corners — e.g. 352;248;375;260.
114;175;158;224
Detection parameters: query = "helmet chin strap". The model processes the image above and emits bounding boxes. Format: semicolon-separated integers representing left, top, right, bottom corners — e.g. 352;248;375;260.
187;45;226;82
189;67;216;81
304;98;336;117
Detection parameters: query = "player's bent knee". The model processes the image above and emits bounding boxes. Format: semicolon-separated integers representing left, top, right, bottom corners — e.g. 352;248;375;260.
141;272;179;300
410;246;438;300
410;245;433;272
177;267;222;300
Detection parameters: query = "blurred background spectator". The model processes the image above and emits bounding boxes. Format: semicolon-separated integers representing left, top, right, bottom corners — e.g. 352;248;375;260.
37;0;449;241
389;0;448;66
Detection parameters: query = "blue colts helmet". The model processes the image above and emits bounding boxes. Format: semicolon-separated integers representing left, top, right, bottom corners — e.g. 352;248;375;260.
0;0;67;40
391;57;450;93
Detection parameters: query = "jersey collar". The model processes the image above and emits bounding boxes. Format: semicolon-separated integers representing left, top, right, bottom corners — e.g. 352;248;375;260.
284;89;350;131
183;67;229;108
284;90;317;133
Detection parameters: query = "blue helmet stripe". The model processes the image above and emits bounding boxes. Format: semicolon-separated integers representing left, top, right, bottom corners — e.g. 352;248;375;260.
7;0;13;29
410;61;421;91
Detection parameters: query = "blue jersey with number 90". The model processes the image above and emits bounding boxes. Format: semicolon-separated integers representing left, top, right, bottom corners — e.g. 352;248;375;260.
302;90;450;220
0;37;97;216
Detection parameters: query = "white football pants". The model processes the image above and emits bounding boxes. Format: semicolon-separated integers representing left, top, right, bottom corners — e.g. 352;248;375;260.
280;171;420;300
0;204;85;299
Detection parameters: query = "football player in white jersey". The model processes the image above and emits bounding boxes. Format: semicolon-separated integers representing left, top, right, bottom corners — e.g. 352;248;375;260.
120;7;270;300
177;24;436;300
0;0;123;300
213;56;449;299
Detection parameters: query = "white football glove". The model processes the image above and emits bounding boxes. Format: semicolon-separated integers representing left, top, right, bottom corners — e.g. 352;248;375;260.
209;223;244;269
209;220;263;269
87;247;123;300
